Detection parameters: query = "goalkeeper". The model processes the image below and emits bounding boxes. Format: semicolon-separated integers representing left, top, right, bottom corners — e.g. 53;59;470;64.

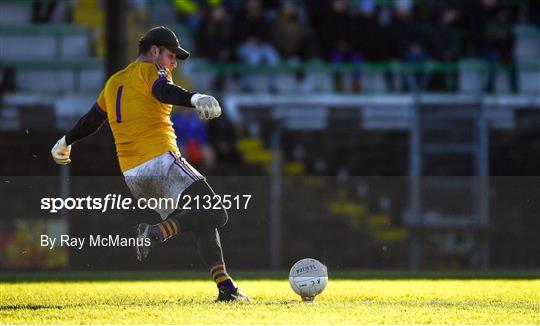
51;26;249;302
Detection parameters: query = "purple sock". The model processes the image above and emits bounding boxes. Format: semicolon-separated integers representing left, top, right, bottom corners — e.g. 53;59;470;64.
149;217;181;242
218;279;236;292
149;225;163;241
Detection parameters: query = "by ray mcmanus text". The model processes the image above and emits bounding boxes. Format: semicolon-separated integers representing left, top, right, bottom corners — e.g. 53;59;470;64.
41;234;151;250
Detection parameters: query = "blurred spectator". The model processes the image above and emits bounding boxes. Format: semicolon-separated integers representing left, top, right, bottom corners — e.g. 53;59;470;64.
303;0;326;46
236;38;280;66
352;0;391;61
181;0;525;94
270;1;315;92
236;37;281;91
389;1;429;91
171;109;215;171
466;0;516;92
271;2;314;61
394;0;414;15
321;0;361;92
530;0;540;26
232;0;272;46
352;0;399;92
32;0;58;23
426;3;462;62
320;0;358;62
389;1;426;59
33;0;72;23
234;0;280;91
426;3;463;90
197;5;233;62
173;0;202;30
485;5;517;92
196;4;234;90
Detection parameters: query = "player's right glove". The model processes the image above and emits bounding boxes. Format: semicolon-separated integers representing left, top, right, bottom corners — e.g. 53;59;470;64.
191;93;222;120
51;136;72;165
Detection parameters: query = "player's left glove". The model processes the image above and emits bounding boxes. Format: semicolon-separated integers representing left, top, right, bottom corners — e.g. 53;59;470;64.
191;93;222;120
51;136;72;165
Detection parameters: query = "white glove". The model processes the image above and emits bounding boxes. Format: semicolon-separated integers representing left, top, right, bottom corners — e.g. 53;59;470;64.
191;93;222;120
51;136;72;165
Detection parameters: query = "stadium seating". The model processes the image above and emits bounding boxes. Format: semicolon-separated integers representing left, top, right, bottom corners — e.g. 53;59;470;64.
0;23;104;92
0;1;33;25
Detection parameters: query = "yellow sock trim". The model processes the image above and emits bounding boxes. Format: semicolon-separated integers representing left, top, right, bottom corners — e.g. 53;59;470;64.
215;275;230;284
157;223;168;239
210;264;224;275
170;220;179;234
163;221;174;238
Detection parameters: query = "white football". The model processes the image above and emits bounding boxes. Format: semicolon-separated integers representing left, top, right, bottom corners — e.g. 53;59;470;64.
289;258;328;301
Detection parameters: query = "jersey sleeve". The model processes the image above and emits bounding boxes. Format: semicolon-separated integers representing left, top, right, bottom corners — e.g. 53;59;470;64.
95;89;107;115
145;63;172;94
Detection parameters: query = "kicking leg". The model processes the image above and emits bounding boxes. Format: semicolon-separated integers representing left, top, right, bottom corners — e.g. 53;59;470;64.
136;179;249;301
193;227;250;302
185;180;249;301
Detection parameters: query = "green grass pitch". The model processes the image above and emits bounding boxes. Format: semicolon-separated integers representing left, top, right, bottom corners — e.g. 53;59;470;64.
0;271;538;324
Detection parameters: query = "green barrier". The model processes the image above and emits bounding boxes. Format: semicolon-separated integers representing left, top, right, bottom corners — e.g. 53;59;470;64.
191;61;540;74
0;57;537;74
514;25;540;38
0;59;537;74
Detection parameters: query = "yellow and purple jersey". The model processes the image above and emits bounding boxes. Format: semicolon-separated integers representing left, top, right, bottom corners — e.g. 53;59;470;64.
95;61;179;172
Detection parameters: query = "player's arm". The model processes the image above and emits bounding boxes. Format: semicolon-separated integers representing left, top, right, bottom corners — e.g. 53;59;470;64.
51;104;107;165
65;104;107;144
152;79;222;120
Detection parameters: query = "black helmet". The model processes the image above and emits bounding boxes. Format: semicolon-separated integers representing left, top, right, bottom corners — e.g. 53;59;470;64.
139;26;190;60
